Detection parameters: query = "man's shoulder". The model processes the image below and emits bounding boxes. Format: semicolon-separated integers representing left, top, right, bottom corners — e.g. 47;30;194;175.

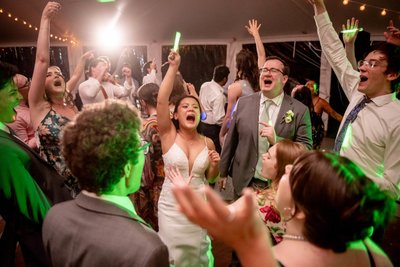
283;95;308;112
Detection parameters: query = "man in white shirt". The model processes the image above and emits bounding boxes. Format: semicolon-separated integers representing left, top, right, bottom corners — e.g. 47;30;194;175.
311;0;400;199
142;60;161;86
199;65;230;153
78;57;129;105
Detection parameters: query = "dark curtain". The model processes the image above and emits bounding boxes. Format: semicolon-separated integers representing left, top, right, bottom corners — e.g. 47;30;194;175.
244;41;322;85
0;46;70;79
161;45;227;92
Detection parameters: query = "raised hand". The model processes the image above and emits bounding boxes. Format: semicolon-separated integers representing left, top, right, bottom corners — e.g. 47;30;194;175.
259;121;276;146
384;20;400;46
167;51;181;69
245;19;261;37
342;17;359;45
43;1;61;20
208;150;220;168
166;165;192;185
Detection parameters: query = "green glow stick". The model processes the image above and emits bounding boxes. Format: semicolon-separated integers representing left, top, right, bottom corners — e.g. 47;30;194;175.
173;32;181;52
341;27;363;33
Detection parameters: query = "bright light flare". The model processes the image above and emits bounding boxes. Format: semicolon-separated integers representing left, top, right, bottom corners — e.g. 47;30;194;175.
96;25;123;50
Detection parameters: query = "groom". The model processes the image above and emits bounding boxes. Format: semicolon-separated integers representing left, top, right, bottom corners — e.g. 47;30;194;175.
220;56;312;199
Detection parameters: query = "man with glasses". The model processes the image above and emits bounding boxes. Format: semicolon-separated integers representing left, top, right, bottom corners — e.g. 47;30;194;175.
310;0;400;199
219;55;312;200
42;99;169;267
6;74;37;149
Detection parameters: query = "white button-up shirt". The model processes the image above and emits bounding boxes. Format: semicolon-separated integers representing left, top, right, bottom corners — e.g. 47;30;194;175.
315;11;400;198
199;80;226;125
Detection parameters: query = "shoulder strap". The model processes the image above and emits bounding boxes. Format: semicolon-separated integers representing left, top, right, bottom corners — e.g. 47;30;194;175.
364;241;376;267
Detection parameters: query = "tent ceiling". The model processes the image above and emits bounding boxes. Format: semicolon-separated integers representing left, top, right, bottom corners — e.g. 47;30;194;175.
0;0;399;46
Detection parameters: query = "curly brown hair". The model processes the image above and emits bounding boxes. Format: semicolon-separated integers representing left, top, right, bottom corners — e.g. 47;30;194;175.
61;99;142;194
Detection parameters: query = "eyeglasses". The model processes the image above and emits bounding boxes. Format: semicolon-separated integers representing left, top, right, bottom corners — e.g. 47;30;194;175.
18;78;31;90
259;67;284;75
138;138;151;155
357;60;382;69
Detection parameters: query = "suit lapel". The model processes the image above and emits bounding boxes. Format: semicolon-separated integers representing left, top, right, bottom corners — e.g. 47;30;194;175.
75;193;151;229
274;95;293;136
251;93;261;146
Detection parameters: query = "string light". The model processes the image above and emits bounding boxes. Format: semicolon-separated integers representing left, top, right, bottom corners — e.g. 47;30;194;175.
0;6;79;45
342;0;399;17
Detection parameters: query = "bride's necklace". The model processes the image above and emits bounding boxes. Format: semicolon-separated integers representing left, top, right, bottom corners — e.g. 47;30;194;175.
178;132;197;145
282;234;306;241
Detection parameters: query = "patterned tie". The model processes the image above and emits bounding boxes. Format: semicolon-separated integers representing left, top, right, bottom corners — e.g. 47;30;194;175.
255;100;271;177
334;95;371;152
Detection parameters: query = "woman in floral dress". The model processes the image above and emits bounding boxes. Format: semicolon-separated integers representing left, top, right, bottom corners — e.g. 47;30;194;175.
258;140;306;243
29;2;92;196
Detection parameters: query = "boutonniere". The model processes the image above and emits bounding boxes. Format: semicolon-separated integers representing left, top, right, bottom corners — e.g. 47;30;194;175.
283;110;294;124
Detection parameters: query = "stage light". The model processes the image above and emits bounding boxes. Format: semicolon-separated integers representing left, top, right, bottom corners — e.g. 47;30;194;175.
360;4;366;11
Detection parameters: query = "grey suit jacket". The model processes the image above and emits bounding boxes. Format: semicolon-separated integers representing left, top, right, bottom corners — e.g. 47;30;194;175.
43;193;169;267
220;93;312;196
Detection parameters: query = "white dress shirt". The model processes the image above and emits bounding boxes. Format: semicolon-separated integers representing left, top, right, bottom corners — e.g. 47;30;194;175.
79;77;129;105
259;92;284;127
142;69;160;86
315;11;400;198
199;80;226;125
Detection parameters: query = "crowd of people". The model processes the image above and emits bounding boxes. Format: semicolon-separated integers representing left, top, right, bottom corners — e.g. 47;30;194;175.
1;0;399;266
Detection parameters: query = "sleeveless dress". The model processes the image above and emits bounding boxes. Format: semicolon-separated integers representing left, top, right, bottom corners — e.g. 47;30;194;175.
36;108;79;197
158;139;213;267
228;79;254;128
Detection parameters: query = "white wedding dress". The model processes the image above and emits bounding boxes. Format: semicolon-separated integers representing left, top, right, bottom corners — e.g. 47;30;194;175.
158;141;213;267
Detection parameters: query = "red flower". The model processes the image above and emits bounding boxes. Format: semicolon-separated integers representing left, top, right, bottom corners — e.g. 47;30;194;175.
260;205;281;224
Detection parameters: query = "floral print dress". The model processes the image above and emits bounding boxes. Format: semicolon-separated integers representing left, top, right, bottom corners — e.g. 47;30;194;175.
36;108;79;197
257;188;286;244
131;115;165;231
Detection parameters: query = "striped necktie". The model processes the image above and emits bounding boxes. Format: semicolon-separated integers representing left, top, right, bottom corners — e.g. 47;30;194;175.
334;95;371;152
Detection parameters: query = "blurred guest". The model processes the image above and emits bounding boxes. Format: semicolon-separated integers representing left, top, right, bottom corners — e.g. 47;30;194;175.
199;65;230;153
6;74;37;149
219;49;259;145
131;83;164;231
0;60;71;267
142;59;161;86
120;62;140;106
292;85;325;149
78;57;129;105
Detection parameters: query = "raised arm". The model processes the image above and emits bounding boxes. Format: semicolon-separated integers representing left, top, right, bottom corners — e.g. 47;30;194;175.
157;51;180;152
246;19;266;69
342;18;359;70
308;0;360;100
29;2;60;112
66;50;94;93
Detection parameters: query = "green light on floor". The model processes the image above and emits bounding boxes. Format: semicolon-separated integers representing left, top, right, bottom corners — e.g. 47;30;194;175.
97;0;115;3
